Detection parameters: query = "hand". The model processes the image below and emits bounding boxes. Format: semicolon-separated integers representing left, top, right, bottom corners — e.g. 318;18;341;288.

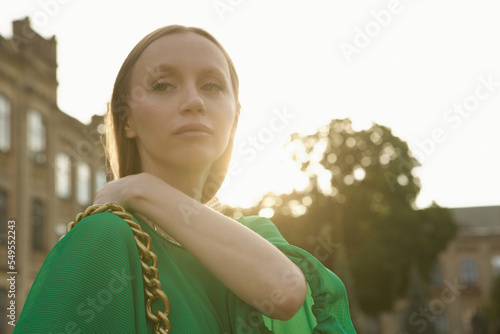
93;173;164;211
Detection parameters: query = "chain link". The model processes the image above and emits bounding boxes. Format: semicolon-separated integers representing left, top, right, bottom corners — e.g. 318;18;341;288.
60;203;172;333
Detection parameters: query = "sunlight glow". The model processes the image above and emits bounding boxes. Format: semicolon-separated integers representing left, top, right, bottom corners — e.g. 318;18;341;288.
259;208;275;218
2;1;497;210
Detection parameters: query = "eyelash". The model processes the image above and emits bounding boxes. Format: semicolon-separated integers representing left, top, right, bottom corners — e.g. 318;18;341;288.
151;81;223;92
202;81;223;92
152;81;174;91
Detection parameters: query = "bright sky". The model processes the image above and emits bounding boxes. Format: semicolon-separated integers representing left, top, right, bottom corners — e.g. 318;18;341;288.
2;0;500;209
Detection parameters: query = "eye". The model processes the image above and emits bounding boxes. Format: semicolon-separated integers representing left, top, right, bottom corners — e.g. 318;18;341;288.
152;81;175;91
202;81;223;93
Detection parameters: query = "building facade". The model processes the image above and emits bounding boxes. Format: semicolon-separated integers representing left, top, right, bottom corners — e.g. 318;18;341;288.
371;205;500;334
0;18;106;334
429;205;500;334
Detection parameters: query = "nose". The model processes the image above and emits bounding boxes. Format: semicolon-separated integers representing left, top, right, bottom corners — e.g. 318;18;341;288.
180;85;206;114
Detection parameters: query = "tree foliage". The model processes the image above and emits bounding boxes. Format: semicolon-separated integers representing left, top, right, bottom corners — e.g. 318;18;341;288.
485;274;500;332
224;119;458;315
400;267;437;334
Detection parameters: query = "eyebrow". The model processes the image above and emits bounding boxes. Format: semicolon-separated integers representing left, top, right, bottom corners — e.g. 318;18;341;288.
148;64;228;79
148;64;175;74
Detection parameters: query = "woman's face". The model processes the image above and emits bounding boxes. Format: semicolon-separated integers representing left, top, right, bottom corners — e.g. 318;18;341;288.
124;31;238;173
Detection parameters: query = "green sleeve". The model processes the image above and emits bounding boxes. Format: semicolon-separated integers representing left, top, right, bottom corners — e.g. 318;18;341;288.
13;212;150;334
235;216;357;334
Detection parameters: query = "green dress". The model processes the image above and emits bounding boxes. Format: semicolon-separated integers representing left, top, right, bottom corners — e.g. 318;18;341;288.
13;212;356;333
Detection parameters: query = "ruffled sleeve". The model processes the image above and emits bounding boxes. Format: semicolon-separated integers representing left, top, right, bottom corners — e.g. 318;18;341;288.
234;215;357;334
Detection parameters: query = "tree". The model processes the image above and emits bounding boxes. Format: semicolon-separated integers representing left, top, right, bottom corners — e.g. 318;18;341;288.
224;119;458;316
486;274;500;333
399;267;437;334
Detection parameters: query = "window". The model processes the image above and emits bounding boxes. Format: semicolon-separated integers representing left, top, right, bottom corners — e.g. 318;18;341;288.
55;153;71;198
430;260;443;286
435;314;448;334
95;169;107;193
27;110;46;163
0;94;10;152
460;258;478;285
77;162;91;205
32;199;44;250
0;190;6;244
492;256;500;277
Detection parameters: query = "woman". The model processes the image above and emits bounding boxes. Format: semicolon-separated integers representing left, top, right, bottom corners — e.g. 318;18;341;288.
14;25;356;333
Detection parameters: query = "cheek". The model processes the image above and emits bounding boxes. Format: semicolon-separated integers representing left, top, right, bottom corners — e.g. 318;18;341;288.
212;101;235;122
215;98;237;127
217;112;237;144
131;99;173;131
135;97;162;116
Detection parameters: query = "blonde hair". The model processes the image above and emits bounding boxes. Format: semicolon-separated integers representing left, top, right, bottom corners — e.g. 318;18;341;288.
104;25;240;204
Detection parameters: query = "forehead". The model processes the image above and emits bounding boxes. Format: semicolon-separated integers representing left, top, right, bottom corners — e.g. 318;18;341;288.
132;31;231;78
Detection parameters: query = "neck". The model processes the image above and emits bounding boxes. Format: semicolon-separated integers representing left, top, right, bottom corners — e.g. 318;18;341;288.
141;161;210;202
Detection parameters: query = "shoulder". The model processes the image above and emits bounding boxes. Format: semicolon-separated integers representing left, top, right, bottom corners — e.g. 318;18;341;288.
67;210;133;233
58;211;136;251
15;212;144;333
45;211;142;282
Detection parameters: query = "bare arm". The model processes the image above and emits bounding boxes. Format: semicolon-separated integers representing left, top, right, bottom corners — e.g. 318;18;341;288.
94;173;307;321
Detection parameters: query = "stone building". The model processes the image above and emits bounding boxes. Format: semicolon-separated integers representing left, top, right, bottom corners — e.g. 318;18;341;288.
429;205;500;334
0;18;106;334
369;205;500;334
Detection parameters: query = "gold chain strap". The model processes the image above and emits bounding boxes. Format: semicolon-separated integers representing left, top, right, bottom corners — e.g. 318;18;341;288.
60;203;172;333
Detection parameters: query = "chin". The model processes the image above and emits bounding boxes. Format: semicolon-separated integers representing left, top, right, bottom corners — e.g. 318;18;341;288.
176;150;220;167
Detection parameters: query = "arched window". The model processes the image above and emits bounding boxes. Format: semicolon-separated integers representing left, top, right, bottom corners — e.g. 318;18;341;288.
460;258;478;285
492;255;500;278
27;110;46;163
55;153;71;198
0;94;10;152
77;162;91;205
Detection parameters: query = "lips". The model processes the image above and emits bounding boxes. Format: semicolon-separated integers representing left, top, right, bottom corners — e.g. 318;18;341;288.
174;123;213;135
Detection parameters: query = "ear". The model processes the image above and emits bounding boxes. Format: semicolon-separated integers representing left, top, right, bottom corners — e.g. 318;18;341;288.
124;116;137;139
